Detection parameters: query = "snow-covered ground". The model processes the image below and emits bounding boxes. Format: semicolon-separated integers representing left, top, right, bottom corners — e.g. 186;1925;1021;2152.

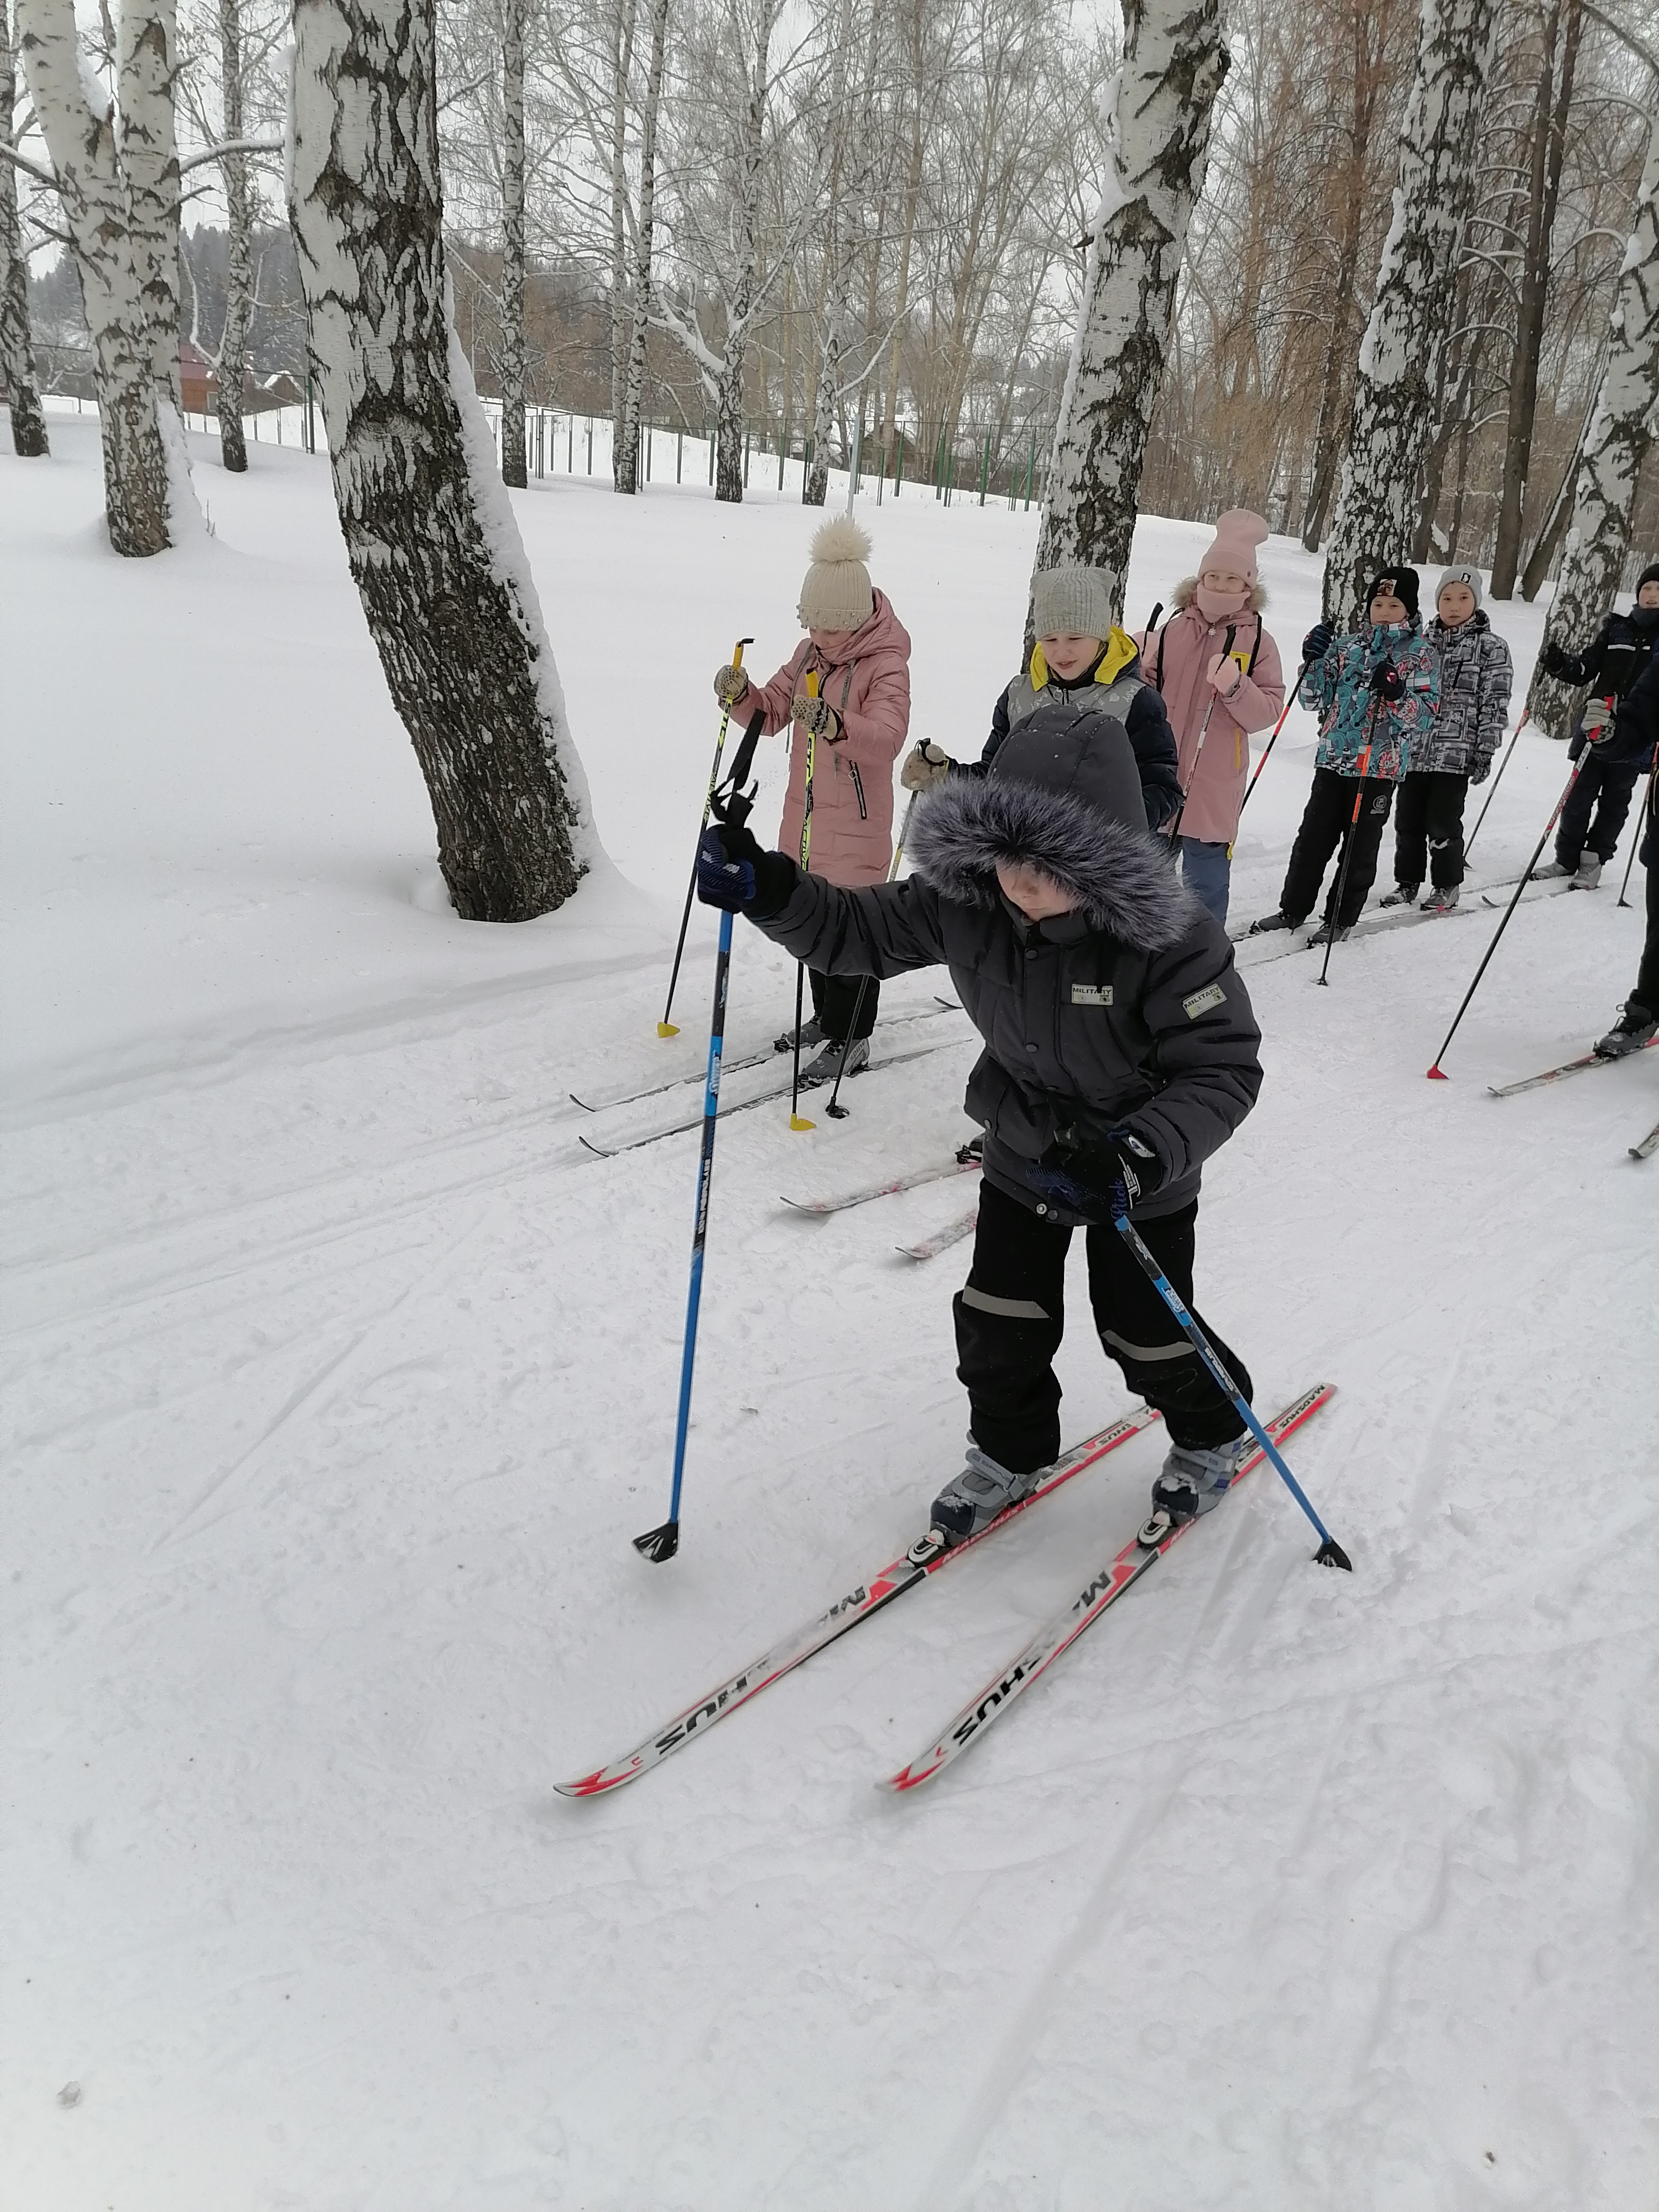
4;419;1656;2211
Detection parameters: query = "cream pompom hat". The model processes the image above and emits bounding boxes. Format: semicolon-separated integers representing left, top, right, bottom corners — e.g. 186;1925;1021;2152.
797;515;875;631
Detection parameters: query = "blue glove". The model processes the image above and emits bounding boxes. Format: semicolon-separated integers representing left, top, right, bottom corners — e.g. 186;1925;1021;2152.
1302;623;1333;666
695;822;796;915
1369;659;1404;701
1027;1131;1164;1222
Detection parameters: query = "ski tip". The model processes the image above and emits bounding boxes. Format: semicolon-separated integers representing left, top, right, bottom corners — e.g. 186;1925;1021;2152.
1426;1065;1448;1081
789;1114;816;1131
1314;1537;1353;1572
577;1133;613;1158
656;1021;680;1039
633;1518;680;1563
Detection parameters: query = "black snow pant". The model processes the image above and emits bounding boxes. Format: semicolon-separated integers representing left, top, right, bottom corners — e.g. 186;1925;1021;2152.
808;968;880;1042
1636;827;1659;1016
1556;753;1640;869
1393;770;1470;890
1279;765;1396;927
953;1179;1251;1474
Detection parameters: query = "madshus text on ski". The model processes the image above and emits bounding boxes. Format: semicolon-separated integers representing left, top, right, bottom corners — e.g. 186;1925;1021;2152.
603;512;1659;1790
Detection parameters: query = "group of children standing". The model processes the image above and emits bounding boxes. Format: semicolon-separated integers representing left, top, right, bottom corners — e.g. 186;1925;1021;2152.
693;513;1658;1553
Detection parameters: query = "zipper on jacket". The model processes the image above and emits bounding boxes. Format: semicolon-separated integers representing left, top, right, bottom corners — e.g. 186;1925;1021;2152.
849;761;868;819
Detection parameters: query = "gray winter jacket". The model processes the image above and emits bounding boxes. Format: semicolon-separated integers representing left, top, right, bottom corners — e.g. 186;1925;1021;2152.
1418;611;1512;776
749;707;1262;1223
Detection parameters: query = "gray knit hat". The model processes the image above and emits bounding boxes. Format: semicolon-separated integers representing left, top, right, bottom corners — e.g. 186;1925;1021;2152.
1032;564;1112;641
1436;563;1484;611
797;516;875;631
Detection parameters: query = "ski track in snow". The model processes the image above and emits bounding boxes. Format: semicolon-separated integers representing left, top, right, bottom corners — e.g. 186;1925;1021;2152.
3;417;1658;2210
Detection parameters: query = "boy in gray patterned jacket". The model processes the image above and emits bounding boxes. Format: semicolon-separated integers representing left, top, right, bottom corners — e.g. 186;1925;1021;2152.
1383;565;1512;912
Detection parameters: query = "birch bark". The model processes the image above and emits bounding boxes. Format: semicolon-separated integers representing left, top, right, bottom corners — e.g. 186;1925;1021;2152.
215;0;252;471
1319;0;1500;629
288;0;589;920
1528;110;1659;734
116;0;182;410
1032;0;1228;623
1489;0;1582;598
613;0;666;495
1;0;48;456
607;0;633;437
499;0;526;488
17;0;171;550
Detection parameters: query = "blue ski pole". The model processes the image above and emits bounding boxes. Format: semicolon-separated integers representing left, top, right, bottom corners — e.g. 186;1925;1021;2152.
1113;1211;1352;1570
635;904;735;1563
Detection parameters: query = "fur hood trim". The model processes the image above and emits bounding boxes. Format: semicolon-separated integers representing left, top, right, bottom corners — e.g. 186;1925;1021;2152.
1170;576;1270;614
906;776;1201;951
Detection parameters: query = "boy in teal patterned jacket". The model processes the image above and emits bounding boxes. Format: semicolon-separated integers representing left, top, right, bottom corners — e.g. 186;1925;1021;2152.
1249;568;1440;944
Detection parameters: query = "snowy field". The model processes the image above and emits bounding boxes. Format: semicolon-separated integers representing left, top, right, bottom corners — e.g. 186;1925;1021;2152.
4;418;1657;2211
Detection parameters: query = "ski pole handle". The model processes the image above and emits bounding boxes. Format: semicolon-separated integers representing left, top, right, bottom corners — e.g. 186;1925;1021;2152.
660;636;754;1037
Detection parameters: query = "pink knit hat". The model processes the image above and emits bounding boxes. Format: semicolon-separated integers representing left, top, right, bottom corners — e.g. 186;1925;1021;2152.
1199;509;1270;585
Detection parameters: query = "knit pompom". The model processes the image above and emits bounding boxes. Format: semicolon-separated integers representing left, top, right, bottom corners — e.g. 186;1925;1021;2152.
807;515;873;566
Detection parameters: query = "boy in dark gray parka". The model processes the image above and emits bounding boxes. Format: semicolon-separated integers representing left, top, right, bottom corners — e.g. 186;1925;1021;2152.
697;698;1265;1547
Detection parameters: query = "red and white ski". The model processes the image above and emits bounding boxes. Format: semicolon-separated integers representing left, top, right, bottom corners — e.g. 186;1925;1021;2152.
555;1405;1164;1798
782;1152;979;1215
1488;1034;1657;1098
883;1384;1334;1794
897;1207;978;1261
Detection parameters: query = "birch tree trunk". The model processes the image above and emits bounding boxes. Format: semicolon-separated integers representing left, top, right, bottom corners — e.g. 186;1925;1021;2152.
613;0;666;495
1489;0;1582;598
17;0;171;551
1528;110;1659;735
710;0;773;504
288;0;589;921
1032;0;1229;622
803;0;854;509
117;0;183;411
1319;0;1500;630
215;0;252;471
608;0;633;439
1;0;48;456
498;0;526;488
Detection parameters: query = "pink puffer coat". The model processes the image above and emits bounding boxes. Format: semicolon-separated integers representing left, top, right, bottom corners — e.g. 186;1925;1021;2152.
1142;581;1285;846
748;590;911;886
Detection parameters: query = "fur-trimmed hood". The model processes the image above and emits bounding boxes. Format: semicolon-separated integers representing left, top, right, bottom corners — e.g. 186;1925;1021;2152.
907;776;1199;953
1170;576;1270;614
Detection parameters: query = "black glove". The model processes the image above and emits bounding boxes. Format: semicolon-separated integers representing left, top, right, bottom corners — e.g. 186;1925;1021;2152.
1302;623;1333;666
1542;640;1577;682
1470;754;1493;786
1369;659;1404;701
1026;1130;1164;1222
695;821;796;916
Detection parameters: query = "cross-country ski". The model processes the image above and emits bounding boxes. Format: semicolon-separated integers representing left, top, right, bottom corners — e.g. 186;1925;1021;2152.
780;1147;979;1215
1631;1120;1659;1161
884;1385;1334;1792
1487;1033;1658;1097
896;1207;979;1260
555;1407;1162;1798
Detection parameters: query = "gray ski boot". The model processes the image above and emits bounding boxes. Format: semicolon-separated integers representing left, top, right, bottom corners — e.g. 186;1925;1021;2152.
1137;1437;1251;1549
798;1035;869;1088
1379;883;1420;908
1420;884;1459;912
918;1444;1040;1556
1571;856;1603;889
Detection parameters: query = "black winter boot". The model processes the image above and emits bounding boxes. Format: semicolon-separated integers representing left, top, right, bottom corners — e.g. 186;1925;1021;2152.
1595;1001;1658;1060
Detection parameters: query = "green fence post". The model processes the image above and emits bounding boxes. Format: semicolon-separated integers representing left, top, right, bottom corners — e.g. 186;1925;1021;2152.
1023;430;1035;510
895;429;904;498
979;432;991;505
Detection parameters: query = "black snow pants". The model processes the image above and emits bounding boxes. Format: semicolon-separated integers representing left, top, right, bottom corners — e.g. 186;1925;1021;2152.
1393;770;1471;890
1280;765;1396;927
1556;752;1641;869
953;1179;1251;1474
808;968;880;1042
1636;810;1659;1016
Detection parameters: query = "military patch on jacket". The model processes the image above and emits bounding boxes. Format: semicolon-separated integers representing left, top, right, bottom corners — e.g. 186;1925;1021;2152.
1071;984;1113;1006
1182;983;1225;1020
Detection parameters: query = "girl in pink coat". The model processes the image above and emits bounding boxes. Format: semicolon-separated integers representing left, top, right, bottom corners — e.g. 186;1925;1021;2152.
1142;510;1285;925
712;517;911;1082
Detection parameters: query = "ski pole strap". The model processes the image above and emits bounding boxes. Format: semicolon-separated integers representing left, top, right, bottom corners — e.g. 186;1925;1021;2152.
1112;1214;1351;1569
711;708;767;828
